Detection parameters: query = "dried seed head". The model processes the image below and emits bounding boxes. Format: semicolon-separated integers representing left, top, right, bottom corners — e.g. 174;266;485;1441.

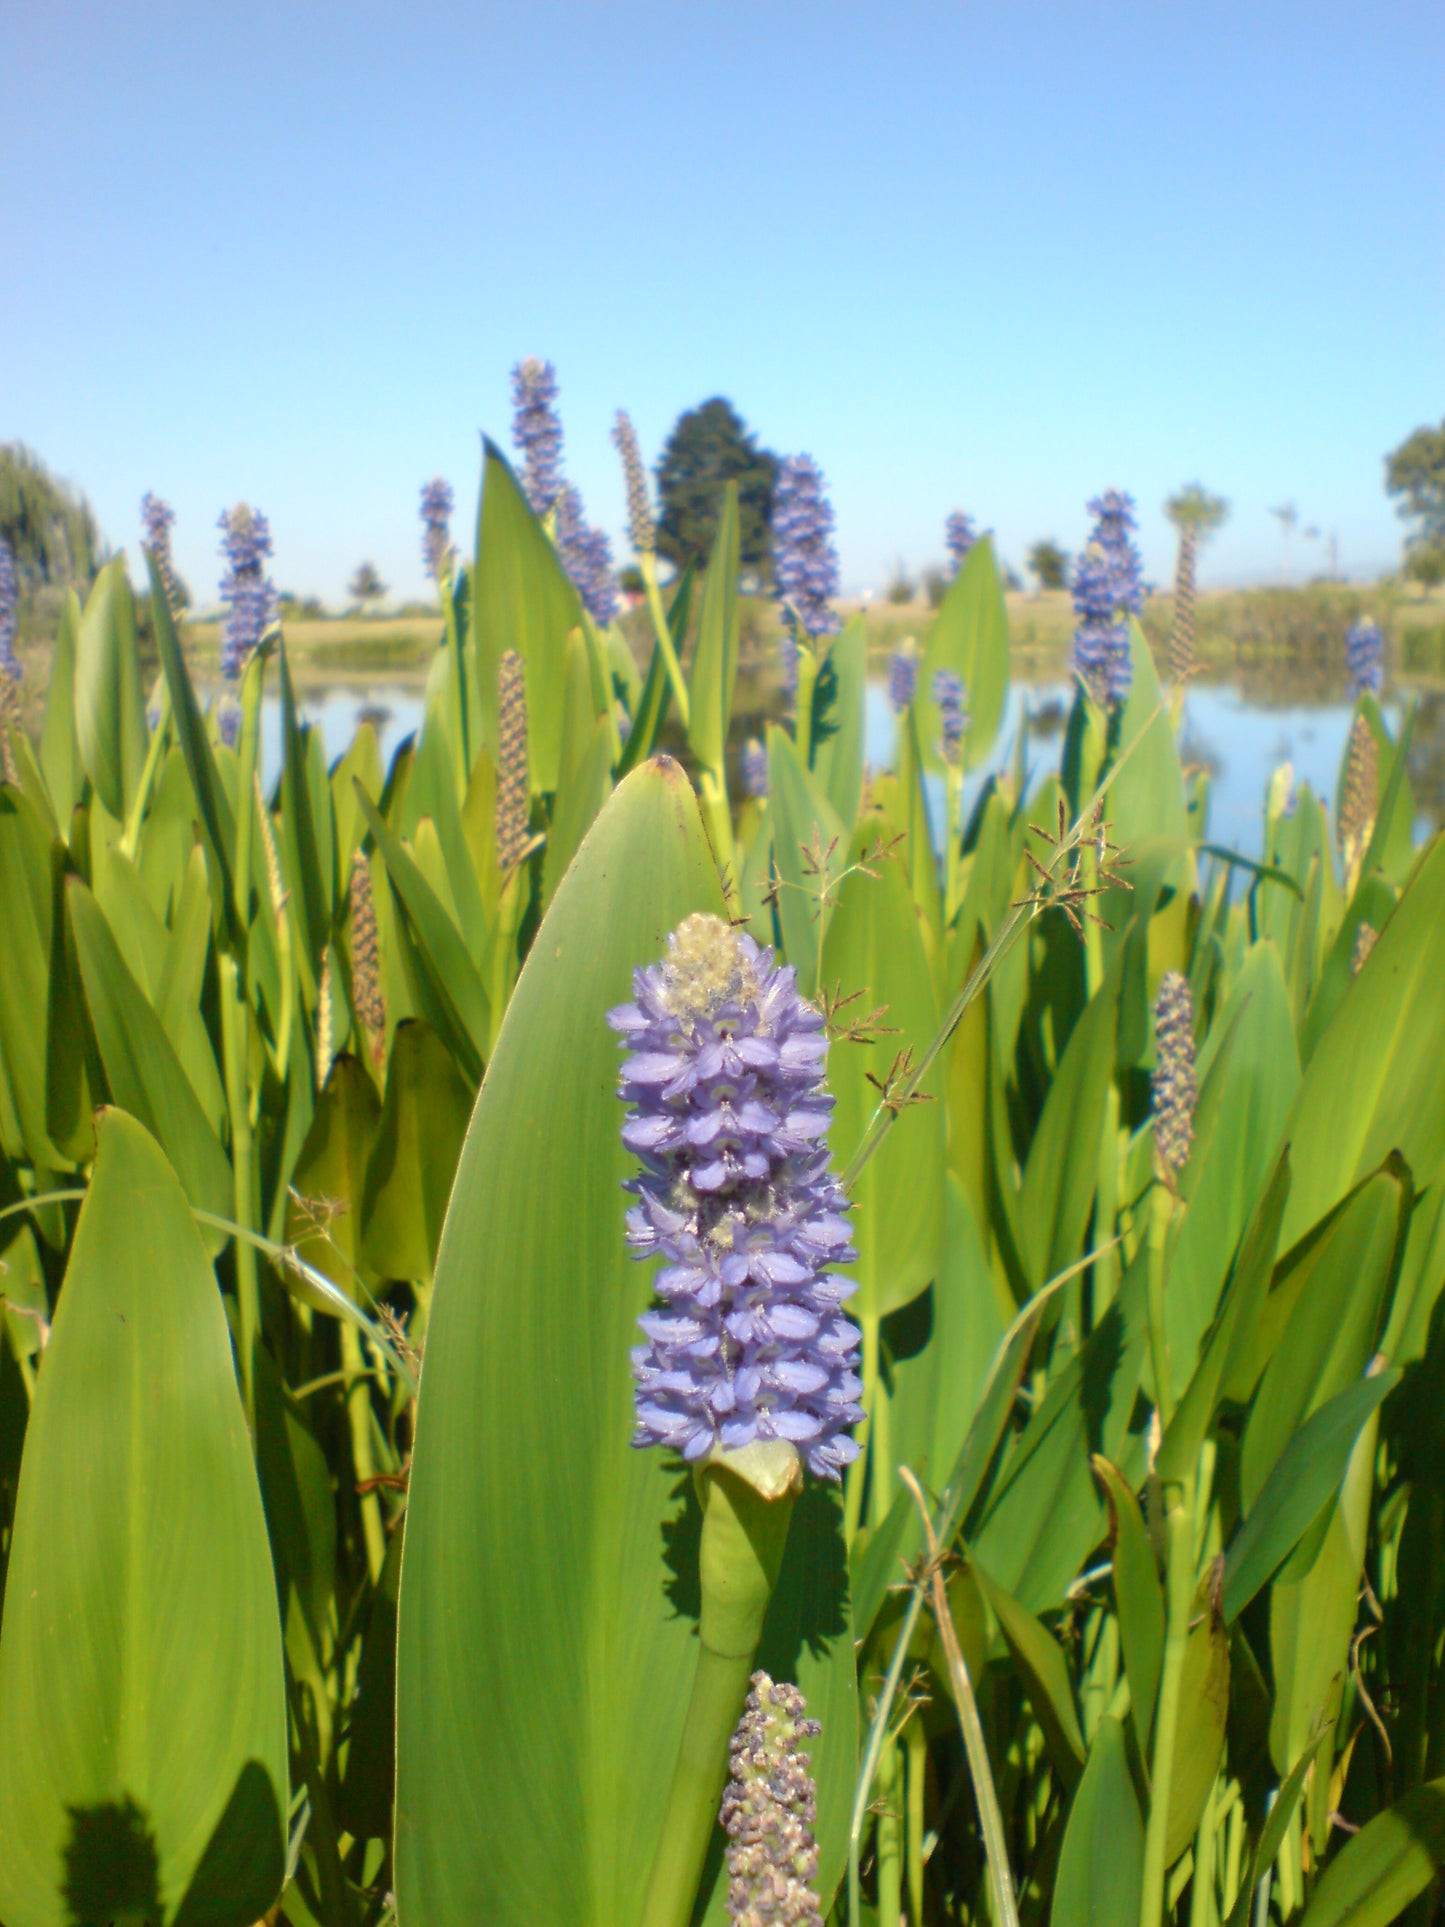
1169;521;1198;684
494;650;531;871
1351;921;1378;975
1151;971;1197;1176
612;410;655;555
721;1673;824;1927
349;853;386;1051
1340;716;1379;861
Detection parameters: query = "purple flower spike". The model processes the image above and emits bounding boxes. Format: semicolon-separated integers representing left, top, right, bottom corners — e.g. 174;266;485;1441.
888;647;918;714
511;356;565;518
141;493;182;617
1071;489;1143;707
0;536;20;681
609;914;864;1481
933;667;968;764
217;504;278;680
420;476;455;580
945;511;977;574
741;737;769;798
556;483;619;626
772;455;840;641
1345;617;1384;697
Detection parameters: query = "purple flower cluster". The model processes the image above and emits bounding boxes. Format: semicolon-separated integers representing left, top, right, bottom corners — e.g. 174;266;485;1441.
741;737;769;798
772;455;840;641
1345;617;1384;697
0;535;19;681
420;477;455;580
933;667;968;764
556;484;619;626
609;914;864;1481
888;647;918;714
217;505;278;680
511;356;565;517
945;510;977;574
1071;489;1143;707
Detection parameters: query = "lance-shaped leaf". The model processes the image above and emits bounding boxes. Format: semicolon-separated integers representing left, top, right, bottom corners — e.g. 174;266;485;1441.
915;537;1010;773
1299;1779;1445;1927
766;725;847;992
972;1561;1086;1788
73;557;149;826
395;757;856;1923
0;1110;288;1927
687;480;740;777
40;589;82;826
1052;1716;1144;1927
360;1020;475;1283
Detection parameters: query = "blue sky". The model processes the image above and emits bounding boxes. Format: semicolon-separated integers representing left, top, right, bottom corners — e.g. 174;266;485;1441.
4;1;1441;605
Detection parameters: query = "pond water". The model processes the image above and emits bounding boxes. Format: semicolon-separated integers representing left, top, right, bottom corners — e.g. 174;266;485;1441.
252;673;1436;867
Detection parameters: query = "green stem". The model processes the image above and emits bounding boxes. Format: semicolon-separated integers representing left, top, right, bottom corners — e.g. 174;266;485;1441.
696;765;738;911
340;1319;387;1583
1190;1776;1220;1927
119;683;171;859
1140;1486;1194;1927
640;1456;798;1927
794;641;817;764
943;765;963;925
232;647;267;958
844;1313;881;1546
877;1737;903;1927
906;1717;928;1927
440;562;469;798
1094;1084;1122;1311
1147;1180;1177;1431
219;955;259;1431
640;551;691;730
488;871;524;1056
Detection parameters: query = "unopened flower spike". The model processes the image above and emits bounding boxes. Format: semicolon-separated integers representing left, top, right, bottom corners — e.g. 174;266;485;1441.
1340;715;1379;865
494;649;531;871
741;738;769;799
1151;971;1197;1177
721;1672;824;1927
349;853;386;1058
608;912;863;1481
141;493;182;618
0;535;19;683
510;356;565;518
888;643;918;714
1071;488;1143;708
556;483;618;626
217;503;278;680
945;509;977;574
613;410;656;556
772;455;841;643
1345;616;1384;697
420;477;455;582
933;667;968;764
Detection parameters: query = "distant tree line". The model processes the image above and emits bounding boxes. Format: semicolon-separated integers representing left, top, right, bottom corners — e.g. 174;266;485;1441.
0;443;105;594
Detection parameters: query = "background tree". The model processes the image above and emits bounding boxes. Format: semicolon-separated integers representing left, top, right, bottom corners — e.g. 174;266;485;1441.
1027;538;1068;592
348;561;387;612
1164;482;1230;680
0;442;104;594
1385;419;1445;584
654;399;777;578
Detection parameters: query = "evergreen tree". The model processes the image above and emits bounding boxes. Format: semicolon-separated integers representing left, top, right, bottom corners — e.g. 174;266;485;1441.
654;399;777;577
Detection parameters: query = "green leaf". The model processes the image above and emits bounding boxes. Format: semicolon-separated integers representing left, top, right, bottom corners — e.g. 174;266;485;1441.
73;557;149;825
360;1020;475;1283
1051;1715;1144;1927
0;788;66;1168
972;1562;1086;1788
0;1110;287;1927
355;785;490;1086
823;813;946;1320
1224;1729;1334;1927
687;481;740;777
1107;620;1188;849
278;643;330;978
765;726;847;993
396;759;726;1921
39;588;82;826
1092;1458;1163;1748
68;878;234;1238
616;570;691;779
811;615;867;836
916;537;1010;773
542;714;614;911
1222;1368;1400;1623
287;1055;381;1293
473;437;586;794
1164;1593;1230;1862
1299;1780;1445;1927
337;1527;402;1845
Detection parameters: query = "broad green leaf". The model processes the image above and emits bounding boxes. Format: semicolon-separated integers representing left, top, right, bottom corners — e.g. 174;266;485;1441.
1093;1457;1163;1748
0;788;66;1167
687;481;740;777
472;438;586;794
68;878;233;1237
1280;833;1445;1243
1018;955;1120;1289
355;785;489;1085
972;1561;1086;1788
286;1054;381;1293
360;1020;475;1283
542;714;613;911
39;588;82;826
969;1247;1147;1612
253;1346;336;1664
1222;1368;1400;1623
1299;1779;1445;1927
1164;1591;1230;1863
916;536;1010;773
73;557;148;825
766;726;846;992
1051;1715;1144;1927
0;1110;287;1927
824;813;946;1320
811;615;867;836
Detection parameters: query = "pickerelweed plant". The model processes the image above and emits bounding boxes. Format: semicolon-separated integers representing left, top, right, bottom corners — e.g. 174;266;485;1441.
0;355;1438;1927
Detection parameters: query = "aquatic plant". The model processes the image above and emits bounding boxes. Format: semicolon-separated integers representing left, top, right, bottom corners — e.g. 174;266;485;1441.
217;502;277;680
772;454;840;641
420;475;455;580
511;354;565;516
1071;488;1143;706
